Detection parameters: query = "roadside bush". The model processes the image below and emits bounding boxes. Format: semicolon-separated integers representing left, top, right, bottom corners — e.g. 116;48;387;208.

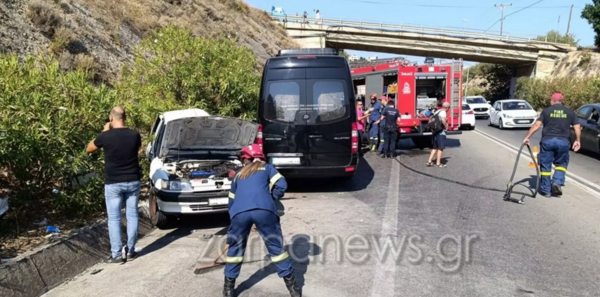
0;54;117;216
117;25;261;132
26;1;63;38
516;75;600;110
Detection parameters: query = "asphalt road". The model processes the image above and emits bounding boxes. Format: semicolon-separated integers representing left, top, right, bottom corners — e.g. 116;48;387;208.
474;118;600;187
44;131;600;297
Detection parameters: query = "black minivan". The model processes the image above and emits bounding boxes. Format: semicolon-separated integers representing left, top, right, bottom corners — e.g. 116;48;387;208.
257;48;359;179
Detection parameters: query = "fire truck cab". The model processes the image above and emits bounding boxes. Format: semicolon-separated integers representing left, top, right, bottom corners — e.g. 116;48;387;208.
351;59;463;149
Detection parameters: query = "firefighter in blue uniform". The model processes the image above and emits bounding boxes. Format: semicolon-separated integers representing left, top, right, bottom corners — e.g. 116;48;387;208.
377;95;389;155
523;93;581;197
224;144;301;297
368;92;383;151
380;100;400;158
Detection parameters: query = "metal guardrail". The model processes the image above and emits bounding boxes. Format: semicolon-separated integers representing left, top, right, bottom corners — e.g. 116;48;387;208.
273;16;573;47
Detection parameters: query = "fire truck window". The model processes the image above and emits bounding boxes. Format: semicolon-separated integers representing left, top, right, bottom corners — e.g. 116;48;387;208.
311;80;348;122
264;81;301;123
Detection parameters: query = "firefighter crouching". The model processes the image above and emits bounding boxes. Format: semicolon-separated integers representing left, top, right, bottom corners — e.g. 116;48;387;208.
522;93;581;197
224;144;301;297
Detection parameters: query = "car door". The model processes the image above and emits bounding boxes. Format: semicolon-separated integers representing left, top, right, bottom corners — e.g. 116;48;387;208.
303;63;355;167
491;102;500;124
582;107;600;152
146;116;164;161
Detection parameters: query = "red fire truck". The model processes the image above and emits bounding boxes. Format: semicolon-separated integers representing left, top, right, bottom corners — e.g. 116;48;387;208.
351;59;463;149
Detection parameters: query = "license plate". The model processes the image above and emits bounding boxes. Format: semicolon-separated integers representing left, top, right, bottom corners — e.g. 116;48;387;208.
517;120;529;124
271;157;300;165
209;198;228;206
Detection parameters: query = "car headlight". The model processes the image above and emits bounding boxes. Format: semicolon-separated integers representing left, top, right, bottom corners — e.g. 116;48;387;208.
503;113;512;118
168;180;192;191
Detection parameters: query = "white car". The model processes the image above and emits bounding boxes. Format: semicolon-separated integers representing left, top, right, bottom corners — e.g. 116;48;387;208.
460;104;476;130
145;108;259;228
463;96;492;119
489;99;539;129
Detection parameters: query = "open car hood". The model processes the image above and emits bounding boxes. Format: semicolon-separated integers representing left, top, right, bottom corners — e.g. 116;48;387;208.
159;116;258;157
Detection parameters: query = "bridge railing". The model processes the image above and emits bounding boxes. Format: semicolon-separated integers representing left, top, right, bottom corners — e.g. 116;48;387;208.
273;15;571;46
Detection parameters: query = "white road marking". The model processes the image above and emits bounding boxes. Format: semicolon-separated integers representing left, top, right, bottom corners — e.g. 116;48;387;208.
370;158;400;297
474;129;600;199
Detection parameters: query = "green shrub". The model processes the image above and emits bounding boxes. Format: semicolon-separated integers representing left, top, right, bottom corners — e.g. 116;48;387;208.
117;25;260;132
0;54;117;215
516;75;600;110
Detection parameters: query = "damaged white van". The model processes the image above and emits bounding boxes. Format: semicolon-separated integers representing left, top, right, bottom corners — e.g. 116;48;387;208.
146;109;258;228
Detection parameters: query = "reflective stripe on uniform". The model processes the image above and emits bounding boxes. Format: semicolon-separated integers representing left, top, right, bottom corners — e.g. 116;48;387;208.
228;192;235;199
541;172;552;176
380;139;385;143
269;173;284;192
555;166;567;172
270;251;289;263
226;256;243;263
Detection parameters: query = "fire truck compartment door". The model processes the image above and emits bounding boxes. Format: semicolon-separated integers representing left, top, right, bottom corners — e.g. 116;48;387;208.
415;73;446;79
366;74;383;98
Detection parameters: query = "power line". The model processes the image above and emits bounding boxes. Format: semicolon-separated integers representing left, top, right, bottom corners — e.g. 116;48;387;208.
485;0;545;32
324;0;567;9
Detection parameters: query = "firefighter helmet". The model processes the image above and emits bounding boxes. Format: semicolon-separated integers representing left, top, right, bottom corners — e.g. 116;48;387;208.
240;144;265;161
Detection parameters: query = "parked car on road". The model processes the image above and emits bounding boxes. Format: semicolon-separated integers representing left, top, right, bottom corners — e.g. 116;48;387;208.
145;108;259;228
460;104;476;130
570;104;600;153
489;99;538;129
463;96;492;119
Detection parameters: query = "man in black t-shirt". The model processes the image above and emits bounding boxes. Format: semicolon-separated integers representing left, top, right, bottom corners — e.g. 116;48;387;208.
86;106;142;263
523;93;581;197
379;100;400;159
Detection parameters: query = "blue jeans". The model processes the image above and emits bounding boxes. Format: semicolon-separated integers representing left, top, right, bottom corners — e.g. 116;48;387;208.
539;138;570;194
105;181;141;258
378;128;385;152
369;123;379;146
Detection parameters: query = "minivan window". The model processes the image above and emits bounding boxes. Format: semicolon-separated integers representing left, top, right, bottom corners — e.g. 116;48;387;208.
576;106;591;119
311;80;348;123
264;81;301;123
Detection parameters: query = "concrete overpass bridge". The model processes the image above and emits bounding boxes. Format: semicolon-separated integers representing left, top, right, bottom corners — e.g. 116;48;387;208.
275;16;576;89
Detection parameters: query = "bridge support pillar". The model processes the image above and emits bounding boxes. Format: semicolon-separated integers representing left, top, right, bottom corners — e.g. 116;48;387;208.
509;64;536;99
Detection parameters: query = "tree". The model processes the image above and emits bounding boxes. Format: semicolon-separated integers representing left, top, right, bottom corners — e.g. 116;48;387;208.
582;0;600;47
339;50;350;59
479;64;512;101
535;30;578;46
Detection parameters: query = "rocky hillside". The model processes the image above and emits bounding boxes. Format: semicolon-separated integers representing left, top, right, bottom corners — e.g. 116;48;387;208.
0;0;298;82
551;50;600;78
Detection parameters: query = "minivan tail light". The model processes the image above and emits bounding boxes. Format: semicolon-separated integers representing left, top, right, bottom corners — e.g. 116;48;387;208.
351;122;358;153
256;124;263;150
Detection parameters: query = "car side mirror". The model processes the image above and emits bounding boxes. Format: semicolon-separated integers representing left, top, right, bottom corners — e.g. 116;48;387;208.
487;101;491;104
495;107;501;111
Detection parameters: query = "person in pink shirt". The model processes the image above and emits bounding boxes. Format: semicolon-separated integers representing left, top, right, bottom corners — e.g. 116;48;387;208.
356;101;370;152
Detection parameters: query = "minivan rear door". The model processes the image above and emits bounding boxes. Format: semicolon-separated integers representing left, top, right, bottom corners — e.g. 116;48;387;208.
261;62;308;166
303;65;354;167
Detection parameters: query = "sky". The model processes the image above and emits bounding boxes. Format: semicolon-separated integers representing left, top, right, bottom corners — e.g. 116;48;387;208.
245;0;596;66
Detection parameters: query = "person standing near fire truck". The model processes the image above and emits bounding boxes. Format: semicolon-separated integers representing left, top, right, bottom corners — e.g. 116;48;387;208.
380;100;400;158
377;95;389;155
522;93;581;197
368;92;383;151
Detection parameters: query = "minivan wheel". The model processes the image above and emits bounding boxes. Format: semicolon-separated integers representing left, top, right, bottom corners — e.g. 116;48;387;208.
150;192;170;229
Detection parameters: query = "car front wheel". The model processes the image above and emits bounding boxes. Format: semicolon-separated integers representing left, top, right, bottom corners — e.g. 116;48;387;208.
499;118;504;130
150;191;171;229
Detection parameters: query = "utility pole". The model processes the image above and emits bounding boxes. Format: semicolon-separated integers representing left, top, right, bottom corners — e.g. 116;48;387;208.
566;4;574;36
495;4;512;35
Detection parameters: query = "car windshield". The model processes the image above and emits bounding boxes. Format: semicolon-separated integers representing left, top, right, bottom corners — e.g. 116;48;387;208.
502;101;533;110
466;97;486;104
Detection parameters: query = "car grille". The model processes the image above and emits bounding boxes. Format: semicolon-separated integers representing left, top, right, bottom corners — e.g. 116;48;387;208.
474;108;488;112
514;119;534;124
190;204;226;211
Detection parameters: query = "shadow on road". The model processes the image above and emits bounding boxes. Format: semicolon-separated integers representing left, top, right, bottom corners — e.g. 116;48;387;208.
286;156;375;193
235;234;322;295
137;212;230;259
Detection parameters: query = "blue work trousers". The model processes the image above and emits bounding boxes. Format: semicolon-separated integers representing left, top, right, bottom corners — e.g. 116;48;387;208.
383;129;398;154
378;128;386;152
369;123;379;146
225;210;294;279
539;137;570;194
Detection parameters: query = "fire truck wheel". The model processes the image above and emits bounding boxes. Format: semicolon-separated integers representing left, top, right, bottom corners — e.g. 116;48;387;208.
412;136;433;150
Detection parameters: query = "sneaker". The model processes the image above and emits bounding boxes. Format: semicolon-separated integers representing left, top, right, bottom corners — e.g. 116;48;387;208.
127;250;139;260
552;184;563;196
539;192;551;198
104;256;125;264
